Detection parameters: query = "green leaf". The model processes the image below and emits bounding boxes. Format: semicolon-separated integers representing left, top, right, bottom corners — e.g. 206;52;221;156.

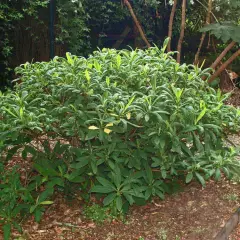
193;133;204;152
222;167;230;178
71;158;89;169
145;114;150;122
96;177;115;189
155;189;164;200
46;177;64;188
66;52;74;65
185;172;193;183
124;96;135;111
116;196;123;211
195;107;207;124
112;166;122;188
2;107;18;118
90;185;114;194
123;193;134;205
200;22;240;43
145;164;153;182
195;172;205;187
91;161;97;174
34;208;43;223
106;76;110;87
103;193;117;206
39;201;54;205
38;188;54;203
162;37;170;52
161;169;167;179
30;205;37;214
85;69;91;83
215;168;221;181
144;188;152;200
3;223;11;240
116;54;121;68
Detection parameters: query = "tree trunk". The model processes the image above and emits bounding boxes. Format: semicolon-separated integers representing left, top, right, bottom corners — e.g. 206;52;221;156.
209;48;240;83
210;41;236;69
124;0;151;48
177;0;187;63
167;0;178;52
113;26;131;49
133;23;144;48
219;70;235;93
194;0;212;65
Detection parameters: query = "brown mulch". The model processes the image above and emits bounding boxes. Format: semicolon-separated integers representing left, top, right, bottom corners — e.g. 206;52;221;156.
1;179;239;240
225;88;240;107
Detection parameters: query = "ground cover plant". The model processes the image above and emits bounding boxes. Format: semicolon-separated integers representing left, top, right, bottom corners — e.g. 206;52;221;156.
0;40;240;239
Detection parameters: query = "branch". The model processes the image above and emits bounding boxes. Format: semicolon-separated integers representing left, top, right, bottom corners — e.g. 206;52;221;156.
209;48;240;83
167;0;178;52
210;41;236;69
195;0;218;23
194;0;212;65
177;0;187;63
124;0;151;48
202;40;236;81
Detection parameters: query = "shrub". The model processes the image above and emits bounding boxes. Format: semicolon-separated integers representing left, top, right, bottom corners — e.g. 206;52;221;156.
0;40;240;228
0;162;56;239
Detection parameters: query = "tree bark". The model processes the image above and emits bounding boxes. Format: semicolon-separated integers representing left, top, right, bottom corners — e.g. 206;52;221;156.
209;48;240;83
124;0;151;48
194;0;212;65
177;0;187;63
167;0;178;52
210;41;236;69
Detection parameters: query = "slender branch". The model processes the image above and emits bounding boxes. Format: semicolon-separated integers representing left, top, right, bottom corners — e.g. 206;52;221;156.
167;0;178;52
194;0;212;65
195;0;218;23
177;0;187;63
202;39;235;81
210;41;236;69
124;0;151;48
113;26;131;49
209;48;240;83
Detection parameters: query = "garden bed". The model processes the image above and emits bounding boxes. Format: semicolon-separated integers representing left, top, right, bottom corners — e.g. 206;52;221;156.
1;179;239;240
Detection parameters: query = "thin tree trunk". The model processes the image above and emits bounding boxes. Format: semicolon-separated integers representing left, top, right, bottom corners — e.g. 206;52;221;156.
124;0;151;48
194;0;212;65
167;0;178;52
209;48;240;83
133;23;144;48
210;41;236;69
177;0;187;63
113;26;131;49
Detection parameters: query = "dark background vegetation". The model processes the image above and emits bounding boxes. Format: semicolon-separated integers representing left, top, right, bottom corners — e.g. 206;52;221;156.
1;0;239;91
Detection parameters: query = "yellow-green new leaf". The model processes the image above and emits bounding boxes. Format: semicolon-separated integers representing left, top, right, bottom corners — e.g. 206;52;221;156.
88;126;99;130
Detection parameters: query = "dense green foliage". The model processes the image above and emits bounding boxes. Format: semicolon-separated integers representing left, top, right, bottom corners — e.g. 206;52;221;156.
0;0;48;88
1;42;240;237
